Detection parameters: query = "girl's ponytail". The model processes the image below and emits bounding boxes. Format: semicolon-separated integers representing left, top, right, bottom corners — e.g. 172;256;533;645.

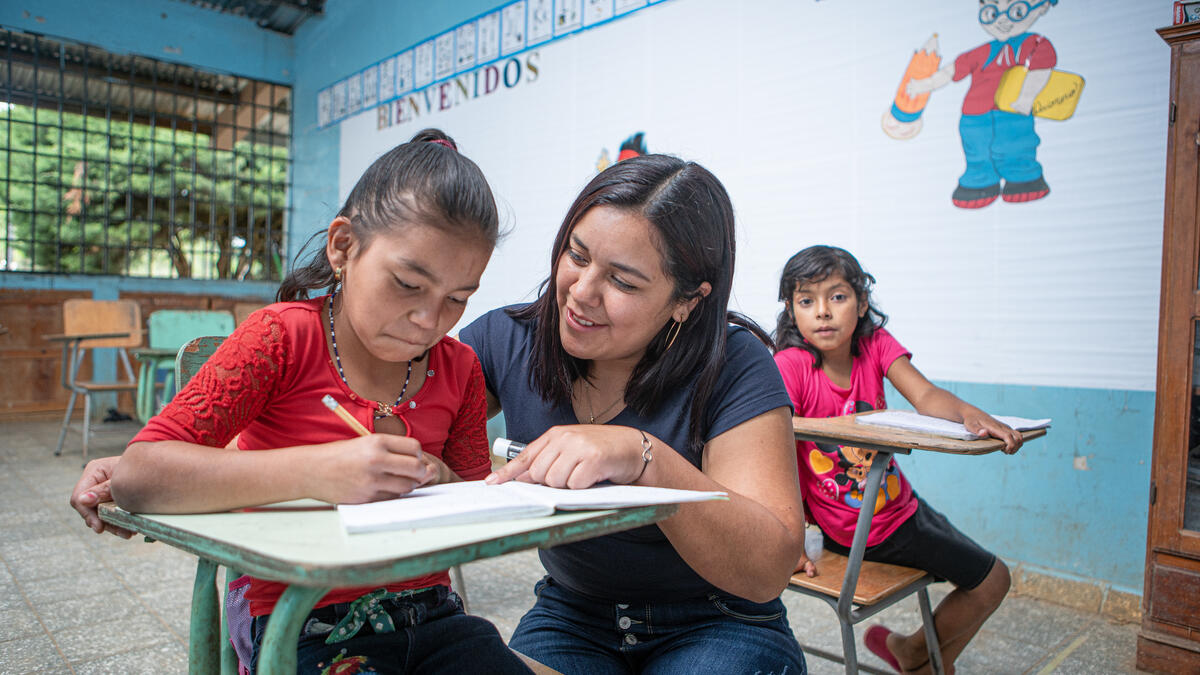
275;230;336;302
275;127;497;302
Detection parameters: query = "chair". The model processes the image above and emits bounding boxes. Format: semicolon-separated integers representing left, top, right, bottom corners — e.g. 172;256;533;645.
48;299;143;461
174;336;245;674
135;310;235;423
787;455;944;675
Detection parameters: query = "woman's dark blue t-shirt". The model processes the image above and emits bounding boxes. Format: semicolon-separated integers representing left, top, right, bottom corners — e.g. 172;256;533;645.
459;305;792;601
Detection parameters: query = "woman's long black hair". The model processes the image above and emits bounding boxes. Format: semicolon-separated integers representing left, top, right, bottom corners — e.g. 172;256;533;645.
772;245;888;368
276;128;499;301
510;154;771;455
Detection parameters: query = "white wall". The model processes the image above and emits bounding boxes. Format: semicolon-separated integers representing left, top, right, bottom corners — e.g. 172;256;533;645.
336;0;1167;393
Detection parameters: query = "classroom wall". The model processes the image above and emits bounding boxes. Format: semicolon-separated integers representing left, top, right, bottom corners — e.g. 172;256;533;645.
0;2;285;401
300;0;1165;598
288;0;501;265
0;0;287;301
0;0;292;84
0;0;1165;598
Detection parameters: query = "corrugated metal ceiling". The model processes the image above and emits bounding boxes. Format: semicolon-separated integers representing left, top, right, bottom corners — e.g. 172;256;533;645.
179;0;325;36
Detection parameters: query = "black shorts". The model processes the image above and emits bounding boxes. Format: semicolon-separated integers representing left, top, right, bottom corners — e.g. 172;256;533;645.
823;497;997;590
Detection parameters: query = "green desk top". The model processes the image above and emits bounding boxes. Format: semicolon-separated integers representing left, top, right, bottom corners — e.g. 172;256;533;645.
100;501;676;588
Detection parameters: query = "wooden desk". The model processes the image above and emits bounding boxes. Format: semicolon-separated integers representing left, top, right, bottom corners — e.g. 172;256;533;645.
792;411;1046;456
101;501;677;674
790;413;1047;675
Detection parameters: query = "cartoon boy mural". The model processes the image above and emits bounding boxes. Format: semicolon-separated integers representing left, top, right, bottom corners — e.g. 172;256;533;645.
908;0;1058;209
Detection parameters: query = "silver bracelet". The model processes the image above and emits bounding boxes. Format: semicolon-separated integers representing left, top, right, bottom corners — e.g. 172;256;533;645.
632;430;653;483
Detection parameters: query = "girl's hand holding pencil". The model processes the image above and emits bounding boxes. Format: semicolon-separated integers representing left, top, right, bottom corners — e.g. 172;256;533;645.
318;394;441;503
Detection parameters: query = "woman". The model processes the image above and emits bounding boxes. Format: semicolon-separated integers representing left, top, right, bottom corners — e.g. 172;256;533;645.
458;154;809;673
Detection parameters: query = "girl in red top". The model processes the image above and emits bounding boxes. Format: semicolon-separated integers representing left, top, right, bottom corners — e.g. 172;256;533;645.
111;129;530;674
773;245;1022;675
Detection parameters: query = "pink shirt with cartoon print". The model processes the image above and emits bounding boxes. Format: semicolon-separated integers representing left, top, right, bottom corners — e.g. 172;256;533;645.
774;328;918;547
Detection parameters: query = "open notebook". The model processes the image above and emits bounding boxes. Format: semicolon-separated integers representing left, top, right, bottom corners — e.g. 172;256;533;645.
338;480;727;534
855;410;1051;440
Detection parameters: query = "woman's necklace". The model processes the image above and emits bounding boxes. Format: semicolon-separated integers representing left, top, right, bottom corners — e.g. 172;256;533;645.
329;291;411;419
583;380;624;424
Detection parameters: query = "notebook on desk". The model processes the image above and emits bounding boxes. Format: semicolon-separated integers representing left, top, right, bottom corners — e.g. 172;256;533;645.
855;410;1051;440
338;480;727;534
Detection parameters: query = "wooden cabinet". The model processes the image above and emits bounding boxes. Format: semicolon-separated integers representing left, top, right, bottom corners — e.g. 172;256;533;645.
1139;22;1200;674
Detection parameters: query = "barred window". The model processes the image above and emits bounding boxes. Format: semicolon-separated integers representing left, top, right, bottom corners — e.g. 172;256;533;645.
0;28;290;280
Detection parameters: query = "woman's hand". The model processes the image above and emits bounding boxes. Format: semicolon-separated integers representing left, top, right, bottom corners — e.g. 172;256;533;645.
485;425;648;488
71;456;135;538
963;412;1023;454
312;434;438;503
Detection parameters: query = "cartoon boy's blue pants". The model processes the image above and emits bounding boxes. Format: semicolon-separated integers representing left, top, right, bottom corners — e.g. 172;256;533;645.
957;110;1043;188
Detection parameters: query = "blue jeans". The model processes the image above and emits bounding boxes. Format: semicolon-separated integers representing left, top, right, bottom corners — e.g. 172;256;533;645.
508;576;806;674
958;110;1043;188
249;586;531;674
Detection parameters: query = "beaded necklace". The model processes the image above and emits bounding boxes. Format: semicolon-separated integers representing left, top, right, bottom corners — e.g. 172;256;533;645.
328;291;411;419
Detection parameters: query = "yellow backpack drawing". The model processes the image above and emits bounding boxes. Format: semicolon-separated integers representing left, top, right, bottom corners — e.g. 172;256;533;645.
994;65;1084;120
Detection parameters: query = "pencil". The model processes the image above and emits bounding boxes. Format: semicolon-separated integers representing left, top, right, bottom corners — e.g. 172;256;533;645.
322;394;371;437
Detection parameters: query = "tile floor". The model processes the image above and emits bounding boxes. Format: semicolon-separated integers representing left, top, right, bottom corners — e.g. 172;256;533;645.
0;419;1143;673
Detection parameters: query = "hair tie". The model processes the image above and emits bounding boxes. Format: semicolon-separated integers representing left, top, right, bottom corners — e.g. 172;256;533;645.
428;139;455;150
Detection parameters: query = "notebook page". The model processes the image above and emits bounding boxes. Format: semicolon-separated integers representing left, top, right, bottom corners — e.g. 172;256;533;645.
338;481;551;533
855;410;1052;440
504;481;727;510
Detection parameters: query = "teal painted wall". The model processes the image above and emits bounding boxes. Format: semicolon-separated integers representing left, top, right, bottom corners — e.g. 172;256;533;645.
0;0;292;83
885;381;1153;593
0;0;292;300
0;2;285;403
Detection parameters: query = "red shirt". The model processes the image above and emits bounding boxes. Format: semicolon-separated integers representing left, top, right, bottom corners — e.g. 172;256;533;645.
131;298;491;615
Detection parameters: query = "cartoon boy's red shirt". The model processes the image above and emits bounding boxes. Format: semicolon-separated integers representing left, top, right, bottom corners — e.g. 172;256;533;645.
954;34;1057;115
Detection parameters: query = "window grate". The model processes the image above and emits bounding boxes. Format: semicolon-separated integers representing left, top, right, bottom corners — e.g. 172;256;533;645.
0;27;291;280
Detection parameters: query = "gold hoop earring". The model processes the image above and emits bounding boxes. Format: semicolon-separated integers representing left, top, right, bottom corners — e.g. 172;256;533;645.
664;320;682;352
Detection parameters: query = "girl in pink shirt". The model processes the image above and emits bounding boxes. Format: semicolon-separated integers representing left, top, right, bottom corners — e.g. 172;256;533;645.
773;245;1021;675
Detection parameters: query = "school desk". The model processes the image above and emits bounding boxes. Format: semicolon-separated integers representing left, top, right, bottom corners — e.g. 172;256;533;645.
100;501;677;674
788;412;1047;675
44;327;143;460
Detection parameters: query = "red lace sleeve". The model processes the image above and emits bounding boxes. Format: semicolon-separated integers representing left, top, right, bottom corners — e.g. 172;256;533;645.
130;310;288;448
441;357;492;481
